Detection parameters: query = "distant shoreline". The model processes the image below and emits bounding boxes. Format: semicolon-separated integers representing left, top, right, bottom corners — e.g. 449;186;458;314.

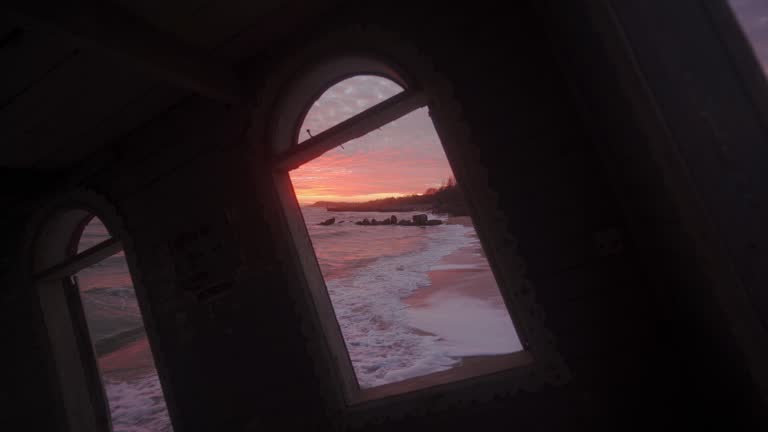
325;206;433;213
310;179;470;216
314;204;467;216
311;201;433;213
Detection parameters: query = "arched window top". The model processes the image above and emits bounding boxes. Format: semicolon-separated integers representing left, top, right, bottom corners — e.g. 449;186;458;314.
269;56;412;155
33;208;107;274
298;75;404;144
76;215;113;254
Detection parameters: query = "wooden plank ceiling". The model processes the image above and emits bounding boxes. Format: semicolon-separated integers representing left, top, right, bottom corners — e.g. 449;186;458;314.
0;0;340;170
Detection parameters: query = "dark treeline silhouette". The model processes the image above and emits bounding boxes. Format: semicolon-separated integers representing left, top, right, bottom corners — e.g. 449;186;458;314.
312;177;469;216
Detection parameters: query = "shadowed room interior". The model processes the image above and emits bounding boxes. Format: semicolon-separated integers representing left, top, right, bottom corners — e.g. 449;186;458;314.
2;1;768;431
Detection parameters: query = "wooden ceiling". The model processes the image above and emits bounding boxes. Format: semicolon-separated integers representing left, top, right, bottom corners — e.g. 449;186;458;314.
0;0;340;170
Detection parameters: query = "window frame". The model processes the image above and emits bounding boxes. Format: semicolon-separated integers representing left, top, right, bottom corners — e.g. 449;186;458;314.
28;193;176;432
257;28;568;418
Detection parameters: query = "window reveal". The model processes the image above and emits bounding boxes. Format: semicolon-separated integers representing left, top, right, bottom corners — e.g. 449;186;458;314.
274;73;531;401
36;215;173;432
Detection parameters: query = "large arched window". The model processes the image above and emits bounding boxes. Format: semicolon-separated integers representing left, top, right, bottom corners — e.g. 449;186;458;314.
268;53;563;406
34;207;173;432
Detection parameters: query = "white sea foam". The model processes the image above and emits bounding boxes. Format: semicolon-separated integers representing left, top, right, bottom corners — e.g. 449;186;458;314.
301;206;524;388
324;222;486;387
79;219;173;431
104;374;173;432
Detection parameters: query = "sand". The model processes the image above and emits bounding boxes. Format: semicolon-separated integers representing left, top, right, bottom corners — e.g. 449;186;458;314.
405;219;501;308
361;254;528;401
405;251;501;308
394;219;526;392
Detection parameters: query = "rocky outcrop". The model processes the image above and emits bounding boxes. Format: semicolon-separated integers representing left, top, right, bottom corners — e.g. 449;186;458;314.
353;214;442;226
412;214;428;225
318;217;336;226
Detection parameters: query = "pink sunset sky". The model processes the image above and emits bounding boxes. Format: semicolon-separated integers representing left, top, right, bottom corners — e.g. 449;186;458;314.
290;1;768;205
290;75;455;204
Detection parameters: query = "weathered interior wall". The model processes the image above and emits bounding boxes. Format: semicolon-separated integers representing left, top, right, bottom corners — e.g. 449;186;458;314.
541;0;768;429
241;1;655;429
2;2;648;431
86;99;335;431
1;220;66;430
2;0;766;431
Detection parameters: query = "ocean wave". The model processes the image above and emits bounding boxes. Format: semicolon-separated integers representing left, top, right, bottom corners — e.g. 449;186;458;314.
323;223;478;388
85;286;136;297
80;286;143;342
301;207;500;387
94;326;147;357
104;373;173;432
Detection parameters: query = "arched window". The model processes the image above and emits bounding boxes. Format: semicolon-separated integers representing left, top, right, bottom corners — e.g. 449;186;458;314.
268;55;559;405
34;208;173;432
298;75;404;144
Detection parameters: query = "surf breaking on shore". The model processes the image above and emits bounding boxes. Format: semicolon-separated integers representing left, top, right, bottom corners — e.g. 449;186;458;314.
302;207;523;388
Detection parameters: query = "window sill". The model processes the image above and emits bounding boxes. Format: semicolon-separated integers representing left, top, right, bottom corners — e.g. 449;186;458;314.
356;350;534;403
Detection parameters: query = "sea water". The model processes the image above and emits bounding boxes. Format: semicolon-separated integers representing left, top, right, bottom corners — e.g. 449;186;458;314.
77;220;173;432
300;206;521;388
78;207;521;429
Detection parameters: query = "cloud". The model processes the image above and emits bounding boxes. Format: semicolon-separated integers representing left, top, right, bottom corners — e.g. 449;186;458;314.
299;75;404;143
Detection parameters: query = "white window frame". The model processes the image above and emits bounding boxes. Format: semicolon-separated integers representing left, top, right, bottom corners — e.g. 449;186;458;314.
28;195;175;432
256;29;568;418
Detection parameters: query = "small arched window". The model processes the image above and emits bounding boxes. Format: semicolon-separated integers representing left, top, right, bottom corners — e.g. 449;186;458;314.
268;56;555;405
34;208;173;432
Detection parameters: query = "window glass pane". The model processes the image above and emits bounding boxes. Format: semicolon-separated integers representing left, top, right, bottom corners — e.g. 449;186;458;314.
290;106;523;391
77;216;112;253
76;217;173;432
297;75;404;144
728;0;768;71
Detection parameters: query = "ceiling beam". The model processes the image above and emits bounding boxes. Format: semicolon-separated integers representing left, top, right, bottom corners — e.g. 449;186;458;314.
2;1;244;104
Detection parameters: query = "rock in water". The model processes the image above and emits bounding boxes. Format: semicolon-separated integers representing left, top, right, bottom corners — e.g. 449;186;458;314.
319;217;336;226
354;215;440;227
412;214;428;225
